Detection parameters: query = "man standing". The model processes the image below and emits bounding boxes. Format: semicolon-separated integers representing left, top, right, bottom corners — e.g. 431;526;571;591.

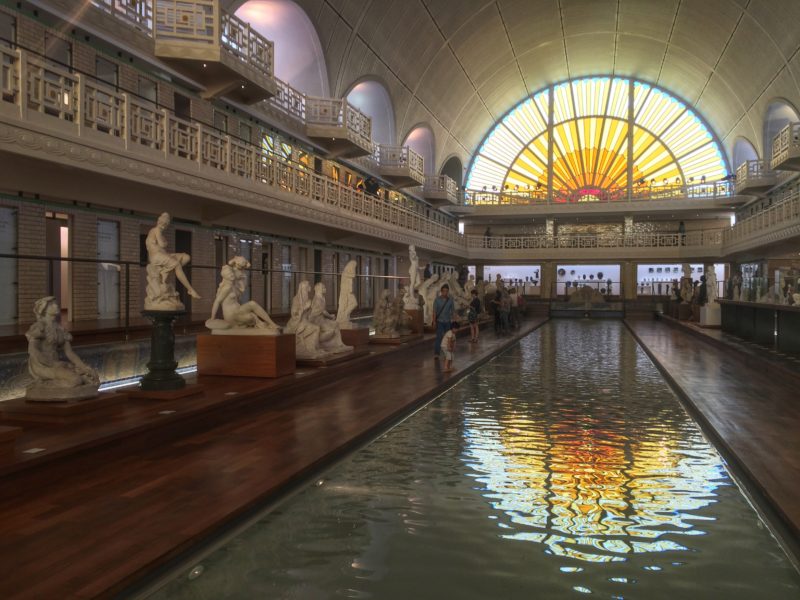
433;284;454;358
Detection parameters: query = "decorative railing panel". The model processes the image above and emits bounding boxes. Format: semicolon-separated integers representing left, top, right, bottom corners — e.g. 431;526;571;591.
467;230;723;251
154;0;216;45
81;79;124;137
25;54;78;121
424;175;459;198
1;46;18;104
220;12;273;77
267;78;306;121
90;0;153;31
771;122;800;169
723;192;800;246
125;95;164;149
376;145;425;179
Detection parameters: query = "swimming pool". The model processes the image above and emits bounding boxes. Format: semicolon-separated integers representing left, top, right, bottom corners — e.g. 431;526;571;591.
145;320;800;599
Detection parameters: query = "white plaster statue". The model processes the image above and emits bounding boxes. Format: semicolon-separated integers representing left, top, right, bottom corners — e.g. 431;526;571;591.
465;274;476;295
373;289;400;337
794;292;800;305
418;273;440;325
403;245;421;309
145;212;200;311
705;265;718;304
476;279;487;313
205;257;280;335
335;260;358;329
284;280;327;360
680;263;693;304
682;263;692;280
25;296;99;401
311;282;353;353
495;273;504;290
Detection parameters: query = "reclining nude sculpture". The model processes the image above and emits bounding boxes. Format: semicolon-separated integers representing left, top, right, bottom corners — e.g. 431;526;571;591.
145;212;201;311
284;280;328;359
25;296;100;401
335;260;358;329
310;282;353;353
206;256;281;335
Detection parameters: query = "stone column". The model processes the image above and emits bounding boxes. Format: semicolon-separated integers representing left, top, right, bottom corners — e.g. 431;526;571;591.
541;262;557;299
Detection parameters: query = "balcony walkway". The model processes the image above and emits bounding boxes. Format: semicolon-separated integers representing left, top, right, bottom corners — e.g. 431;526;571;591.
626;318;800;548
0;319;546;600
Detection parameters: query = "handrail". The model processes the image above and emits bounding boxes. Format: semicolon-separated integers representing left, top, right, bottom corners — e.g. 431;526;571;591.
468;230;724;250
723;191;800;246
771;122;800;169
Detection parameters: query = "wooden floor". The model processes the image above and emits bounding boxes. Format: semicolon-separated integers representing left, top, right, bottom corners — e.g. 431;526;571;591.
0;320;546;600
627;318;800;543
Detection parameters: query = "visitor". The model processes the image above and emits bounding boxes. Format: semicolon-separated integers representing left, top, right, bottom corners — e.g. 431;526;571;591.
468;289;481;343
433;284;454;358
441;321;459;373
423;262;432;280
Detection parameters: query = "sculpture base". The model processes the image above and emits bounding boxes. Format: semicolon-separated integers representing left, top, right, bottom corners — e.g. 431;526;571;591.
297;348;369;368
700;305;722;327
25;383;99;402
677;304;692;321
369;333;424;345
0;426;22;457
127;384;204;401
340;327;370;348
141;310;186;392
197;333;296;378
404;309;424;334
0;393;123;425
210;328;281;336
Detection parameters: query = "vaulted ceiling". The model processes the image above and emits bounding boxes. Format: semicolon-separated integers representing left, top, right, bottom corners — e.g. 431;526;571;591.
224;0;800;174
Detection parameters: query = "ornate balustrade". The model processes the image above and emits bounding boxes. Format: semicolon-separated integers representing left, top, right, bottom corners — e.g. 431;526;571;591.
723;191;800;251
265;78;306;122
735;159;776;195
0;45;462;251
461;181;734;206
305;96;372;156
771;122;800;171
467;230;722;251
423;175;459;205
220;12;274;77
373;145;425;187
90;0;153;31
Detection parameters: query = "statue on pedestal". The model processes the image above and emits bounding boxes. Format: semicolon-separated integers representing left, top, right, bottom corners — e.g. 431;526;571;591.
206;257;280;335
373;289;400;337
335;260;358;329
705;265;718;304
403;245;421;309
311;282;352;353
680;264;693;304
285;280;327;359
25;297;99;401
144;213;200;311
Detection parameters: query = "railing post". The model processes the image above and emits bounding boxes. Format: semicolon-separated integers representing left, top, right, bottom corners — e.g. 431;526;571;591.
124;262;130;340
161;108;170;160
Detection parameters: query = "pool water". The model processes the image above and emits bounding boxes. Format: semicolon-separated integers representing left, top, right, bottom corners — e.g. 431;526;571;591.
146;320;800;599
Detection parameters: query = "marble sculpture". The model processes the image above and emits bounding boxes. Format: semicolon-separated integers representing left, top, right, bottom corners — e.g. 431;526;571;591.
403;245;421;309
311;282;353;353
335;260;358;329
206;256;280;335
705;265;718;304
145;212;201;311
418;273;440;325
25;296;100;401
373;289;401;337
284;280;328;359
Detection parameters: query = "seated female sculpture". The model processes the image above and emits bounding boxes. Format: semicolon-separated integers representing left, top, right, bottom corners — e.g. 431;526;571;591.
284;280;326;359
206;256;280;334
310;282;352;353
25;296;99;400
145;212;201;311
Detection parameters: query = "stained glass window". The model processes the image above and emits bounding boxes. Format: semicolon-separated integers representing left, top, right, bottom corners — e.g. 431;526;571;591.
466;77;727;198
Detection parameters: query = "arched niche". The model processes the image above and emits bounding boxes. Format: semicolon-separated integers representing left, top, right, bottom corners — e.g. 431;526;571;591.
440;155;464;186
763;99;800;160
235;0;329;96
403;125;435;175
732;137;759;169
345;80;395;146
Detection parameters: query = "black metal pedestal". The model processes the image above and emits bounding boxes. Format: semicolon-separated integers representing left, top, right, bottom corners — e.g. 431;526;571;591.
141;310;186;391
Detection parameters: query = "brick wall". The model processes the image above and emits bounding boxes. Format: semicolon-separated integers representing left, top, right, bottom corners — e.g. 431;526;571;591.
190;227;214;317
16;17;44;54
73;44;95;76
119;64;139;95
192;99;213;127
16;203;46;324
119;217;142;315
71;212;98;320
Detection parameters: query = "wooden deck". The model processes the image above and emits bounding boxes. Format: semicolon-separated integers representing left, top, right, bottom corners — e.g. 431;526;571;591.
0;319;546;600
626;318;800;546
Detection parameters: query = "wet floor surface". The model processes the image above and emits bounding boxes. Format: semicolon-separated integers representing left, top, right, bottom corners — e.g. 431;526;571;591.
148;320;800;600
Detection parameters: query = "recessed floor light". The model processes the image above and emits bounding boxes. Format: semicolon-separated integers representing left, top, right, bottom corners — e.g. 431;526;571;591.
23;448;46;454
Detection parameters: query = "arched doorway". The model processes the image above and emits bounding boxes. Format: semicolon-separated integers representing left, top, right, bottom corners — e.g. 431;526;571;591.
403;125;435;175
345;80;395;145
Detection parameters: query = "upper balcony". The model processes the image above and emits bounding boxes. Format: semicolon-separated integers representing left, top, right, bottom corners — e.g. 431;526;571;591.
305;97;373;158
371;145;425;188
153;0;277;103
771;123;800;171
422;175;459;207
735;160;777;196
723;191;800;255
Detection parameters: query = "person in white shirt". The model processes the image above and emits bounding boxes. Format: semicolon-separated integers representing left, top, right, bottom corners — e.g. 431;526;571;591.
441;321;459;372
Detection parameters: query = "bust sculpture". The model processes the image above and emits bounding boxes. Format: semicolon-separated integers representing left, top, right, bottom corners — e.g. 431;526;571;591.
284;280;327;360
145;212;200;311
403;245;421;309
311;282;352;353
206;257;280;335
336;260;359;329
373;289;400;337
25;296;99;401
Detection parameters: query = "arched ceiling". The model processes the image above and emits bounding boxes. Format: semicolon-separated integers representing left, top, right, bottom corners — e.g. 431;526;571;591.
222;0;800;172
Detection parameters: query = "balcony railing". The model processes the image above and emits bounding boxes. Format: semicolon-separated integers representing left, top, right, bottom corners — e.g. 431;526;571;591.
461;181;734;206
424;175;458;196
220;12;274;77
373;145;425;187
723;191;800;247
467;230;723;251
771;122;800;171
90;0;153;32
265;78;307;122
154;0;216;45
735;159;776;195
0;45;461;249
306;96;372;148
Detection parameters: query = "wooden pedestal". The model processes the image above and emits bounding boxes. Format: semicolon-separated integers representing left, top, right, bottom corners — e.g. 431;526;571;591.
297;348;370;368
0;393;124;425
340;327;371;348
370;333;424;345
0;426;22;457
405;309;424;334
197;333;296;378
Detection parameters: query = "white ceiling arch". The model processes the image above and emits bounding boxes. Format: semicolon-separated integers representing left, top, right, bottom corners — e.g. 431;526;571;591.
222;0;800;167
